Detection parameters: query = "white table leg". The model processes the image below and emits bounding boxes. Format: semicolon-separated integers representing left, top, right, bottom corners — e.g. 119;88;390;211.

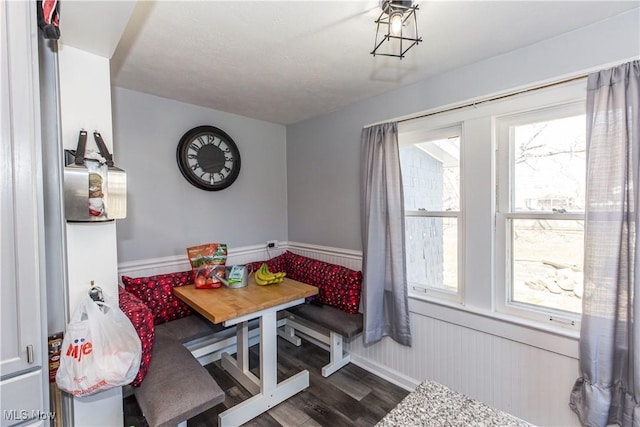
218;371;309;427
221;321;260;395
219;307;310;427
238;320;249;372
260;311;277;392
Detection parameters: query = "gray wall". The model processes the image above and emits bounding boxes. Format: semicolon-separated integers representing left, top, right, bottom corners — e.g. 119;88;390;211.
286;9;640;251
112;88;287;262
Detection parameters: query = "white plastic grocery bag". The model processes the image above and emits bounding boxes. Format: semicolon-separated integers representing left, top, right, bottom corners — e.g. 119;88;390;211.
55;293;141;396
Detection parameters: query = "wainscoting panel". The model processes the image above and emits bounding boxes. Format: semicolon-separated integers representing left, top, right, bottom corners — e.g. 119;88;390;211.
283;242;581;427
346;313;579;426
286;242;363;271
118;242;580;426
117;244;286;279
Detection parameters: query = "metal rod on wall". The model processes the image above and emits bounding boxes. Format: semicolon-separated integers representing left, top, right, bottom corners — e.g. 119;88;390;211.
396;74;588;124
364;74;589;129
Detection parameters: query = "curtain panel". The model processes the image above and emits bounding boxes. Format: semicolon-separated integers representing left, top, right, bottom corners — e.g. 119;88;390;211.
570;60;640;427
360;122;412;346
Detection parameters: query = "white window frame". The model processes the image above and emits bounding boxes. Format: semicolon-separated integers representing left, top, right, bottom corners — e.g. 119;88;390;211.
398;78;586;336
400;124;464;304
495;101;586;328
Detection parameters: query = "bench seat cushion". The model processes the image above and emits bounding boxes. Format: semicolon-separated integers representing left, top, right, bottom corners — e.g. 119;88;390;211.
155;313;226;344
285;252;362;314
134;336;224;427
286;303;363;339
248;251;363;315
246;252;289;276
118;287;154;387
122;271;194;325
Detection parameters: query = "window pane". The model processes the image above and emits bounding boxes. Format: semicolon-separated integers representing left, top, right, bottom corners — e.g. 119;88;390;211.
512;115;585;212
511;219;583;314
406;216;458;292
400;136;460;211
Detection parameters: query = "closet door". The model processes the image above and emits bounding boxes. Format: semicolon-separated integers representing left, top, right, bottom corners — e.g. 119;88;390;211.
1;1;45;425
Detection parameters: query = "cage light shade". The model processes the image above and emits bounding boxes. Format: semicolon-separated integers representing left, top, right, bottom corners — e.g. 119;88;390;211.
371;0;422;59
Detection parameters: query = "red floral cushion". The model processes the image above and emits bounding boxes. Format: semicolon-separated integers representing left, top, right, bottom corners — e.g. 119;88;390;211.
122;271;193;325
285;252;362;314
118;286;154;386
246;252;290;276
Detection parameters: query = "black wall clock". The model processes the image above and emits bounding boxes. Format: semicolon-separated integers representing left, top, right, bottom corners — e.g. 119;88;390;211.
176;125;241;191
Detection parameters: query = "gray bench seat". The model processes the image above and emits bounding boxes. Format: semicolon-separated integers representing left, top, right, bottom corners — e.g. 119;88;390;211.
279;303;363;377
286;304;363;338
131;314;265;427
156;313;226;344
134;333;225;427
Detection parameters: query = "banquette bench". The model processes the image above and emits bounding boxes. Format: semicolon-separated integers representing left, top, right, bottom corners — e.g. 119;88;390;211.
246;251;364;377
119;251;364;426
118;278;228;427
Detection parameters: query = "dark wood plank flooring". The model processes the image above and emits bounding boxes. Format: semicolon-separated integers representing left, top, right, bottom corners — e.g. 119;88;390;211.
124;337;409;427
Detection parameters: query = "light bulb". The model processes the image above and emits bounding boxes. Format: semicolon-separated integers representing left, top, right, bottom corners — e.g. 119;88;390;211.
390;12;403;36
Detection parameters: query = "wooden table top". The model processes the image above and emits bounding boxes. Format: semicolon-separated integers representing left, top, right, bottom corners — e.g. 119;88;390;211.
173;275;318;324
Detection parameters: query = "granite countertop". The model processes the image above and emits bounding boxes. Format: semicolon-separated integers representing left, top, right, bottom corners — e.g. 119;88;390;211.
377;380;533;427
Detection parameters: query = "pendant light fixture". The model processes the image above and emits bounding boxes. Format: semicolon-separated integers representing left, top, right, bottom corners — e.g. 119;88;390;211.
371;0;421;59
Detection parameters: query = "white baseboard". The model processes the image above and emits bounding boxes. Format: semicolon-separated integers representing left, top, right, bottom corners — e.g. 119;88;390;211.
349;354;419;392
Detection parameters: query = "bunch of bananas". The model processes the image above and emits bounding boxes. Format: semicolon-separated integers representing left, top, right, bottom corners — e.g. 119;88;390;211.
254;263;286;285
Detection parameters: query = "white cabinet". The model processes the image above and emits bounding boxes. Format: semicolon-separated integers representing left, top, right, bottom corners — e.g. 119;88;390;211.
1;1;46;426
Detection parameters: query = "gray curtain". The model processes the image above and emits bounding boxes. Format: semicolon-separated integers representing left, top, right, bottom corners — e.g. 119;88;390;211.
570;60;640;427
360;122;412;346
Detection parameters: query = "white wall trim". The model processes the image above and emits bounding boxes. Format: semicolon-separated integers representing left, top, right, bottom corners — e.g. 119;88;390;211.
117;241;364;278
118;254;190;276
118;243;288;278
409;297;579;359
287;241;362;261
349;354;419;392
118;241;578;358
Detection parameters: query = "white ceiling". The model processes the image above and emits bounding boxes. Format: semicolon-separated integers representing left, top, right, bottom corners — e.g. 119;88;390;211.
109;1;639;125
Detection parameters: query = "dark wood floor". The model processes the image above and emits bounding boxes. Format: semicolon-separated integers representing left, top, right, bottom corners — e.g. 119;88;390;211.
124;337;409;427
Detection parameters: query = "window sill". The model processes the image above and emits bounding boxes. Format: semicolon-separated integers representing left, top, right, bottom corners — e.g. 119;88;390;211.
408;294;580;359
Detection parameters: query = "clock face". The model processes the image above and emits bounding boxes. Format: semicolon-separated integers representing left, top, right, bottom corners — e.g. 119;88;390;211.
176;126;241;191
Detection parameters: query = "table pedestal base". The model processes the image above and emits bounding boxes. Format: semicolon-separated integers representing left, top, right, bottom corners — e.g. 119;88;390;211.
218;371;309;426
218;304;310;427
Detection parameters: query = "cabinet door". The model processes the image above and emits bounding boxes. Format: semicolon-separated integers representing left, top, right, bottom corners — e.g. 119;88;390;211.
0;0;44;386
0;371;45;427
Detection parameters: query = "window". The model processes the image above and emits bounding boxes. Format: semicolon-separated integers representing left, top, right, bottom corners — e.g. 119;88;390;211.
496;103;586;323
400;125;462;301
398;79;586;332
